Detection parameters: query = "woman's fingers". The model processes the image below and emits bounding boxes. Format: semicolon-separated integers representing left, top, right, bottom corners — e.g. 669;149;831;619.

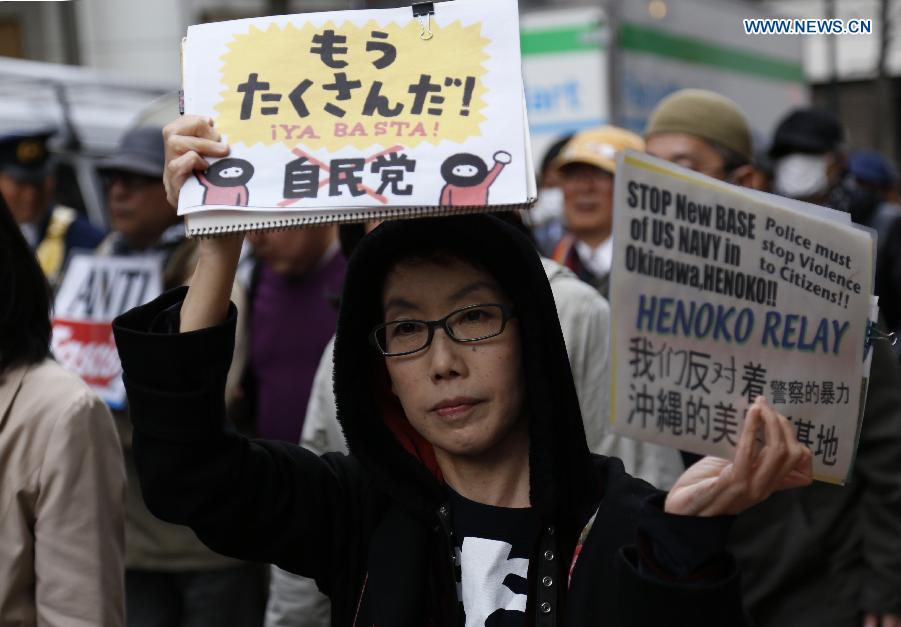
732;401;761;481
168;134;229;160
759;397;813;491
749;398;813;498
163;115;219;145
163;115;227;164
748;399;791;501
165;151;208;208
161;115;230;208
667;397;815;517
772;402;810;481
776;446;813;490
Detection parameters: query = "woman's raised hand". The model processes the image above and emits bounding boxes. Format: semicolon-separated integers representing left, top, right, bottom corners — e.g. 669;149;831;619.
665;396;813;517
161;115;243;333
162;115;230;208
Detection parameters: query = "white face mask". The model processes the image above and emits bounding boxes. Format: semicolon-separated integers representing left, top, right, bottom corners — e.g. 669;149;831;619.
773;153;830;199
531;187;564;223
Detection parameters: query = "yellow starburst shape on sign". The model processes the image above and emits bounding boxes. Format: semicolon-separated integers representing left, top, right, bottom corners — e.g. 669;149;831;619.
214;19;490;150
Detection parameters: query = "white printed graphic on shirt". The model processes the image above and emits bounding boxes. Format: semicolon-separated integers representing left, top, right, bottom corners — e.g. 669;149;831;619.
459;536;529;627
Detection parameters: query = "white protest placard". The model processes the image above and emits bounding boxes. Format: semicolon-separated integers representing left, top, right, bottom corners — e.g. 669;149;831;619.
178;0;535;234
52;254;164;409
610;151;875;484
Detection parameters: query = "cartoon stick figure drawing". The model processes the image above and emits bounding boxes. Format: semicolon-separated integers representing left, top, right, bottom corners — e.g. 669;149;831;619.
195;158;255;206
439;150;512;206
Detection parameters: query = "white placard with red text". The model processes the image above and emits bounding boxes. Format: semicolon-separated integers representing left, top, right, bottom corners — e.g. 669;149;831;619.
52;254;163;409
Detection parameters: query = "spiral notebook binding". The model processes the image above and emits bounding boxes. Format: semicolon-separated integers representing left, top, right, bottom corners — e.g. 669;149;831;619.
185;203;532;238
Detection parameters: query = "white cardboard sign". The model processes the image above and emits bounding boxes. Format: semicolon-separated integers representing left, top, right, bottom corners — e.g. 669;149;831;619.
609;151;874;484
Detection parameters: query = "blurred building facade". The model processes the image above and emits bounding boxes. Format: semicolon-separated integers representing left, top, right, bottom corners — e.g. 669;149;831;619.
0;0;897;161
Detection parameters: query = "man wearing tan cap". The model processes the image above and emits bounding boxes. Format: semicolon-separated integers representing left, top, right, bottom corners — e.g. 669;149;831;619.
643;88;758;188
550;126;644;299
644;88;901;627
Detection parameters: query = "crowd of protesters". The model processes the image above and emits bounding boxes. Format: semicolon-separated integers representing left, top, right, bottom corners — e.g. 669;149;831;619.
2;84;901;627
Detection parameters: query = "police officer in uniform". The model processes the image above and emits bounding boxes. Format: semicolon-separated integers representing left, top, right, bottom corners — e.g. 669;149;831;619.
0;128;104;283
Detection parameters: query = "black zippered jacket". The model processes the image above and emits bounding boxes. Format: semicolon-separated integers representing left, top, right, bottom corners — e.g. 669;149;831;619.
113;214;746;626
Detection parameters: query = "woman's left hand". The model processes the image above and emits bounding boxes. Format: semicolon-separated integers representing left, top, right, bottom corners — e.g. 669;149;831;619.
664;396;813;517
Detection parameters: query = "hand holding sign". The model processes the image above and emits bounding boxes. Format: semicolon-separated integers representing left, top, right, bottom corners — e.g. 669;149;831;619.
163;115;230;208
162;115;245;333
664;396;813;517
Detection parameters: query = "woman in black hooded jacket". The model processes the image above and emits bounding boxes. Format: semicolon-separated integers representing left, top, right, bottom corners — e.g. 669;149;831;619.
111;117;813;626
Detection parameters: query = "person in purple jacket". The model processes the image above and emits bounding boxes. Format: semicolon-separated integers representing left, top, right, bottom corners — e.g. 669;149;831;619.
240;225;346;443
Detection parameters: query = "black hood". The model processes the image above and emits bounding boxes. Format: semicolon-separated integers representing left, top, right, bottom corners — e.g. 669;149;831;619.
333;214;596;530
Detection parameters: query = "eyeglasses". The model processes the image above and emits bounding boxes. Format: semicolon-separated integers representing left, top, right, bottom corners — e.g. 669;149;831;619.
370;303;516;357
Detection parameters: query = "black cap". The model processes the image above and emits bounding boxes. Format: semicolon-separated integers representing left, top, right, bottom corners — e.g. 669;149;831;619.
0;128;56;184
97;126;165;178
769;108;844;159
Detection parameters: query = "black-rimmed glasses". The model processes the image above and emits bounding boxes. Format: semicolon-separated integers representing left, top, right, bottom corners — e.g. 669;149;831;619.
370;303;516;357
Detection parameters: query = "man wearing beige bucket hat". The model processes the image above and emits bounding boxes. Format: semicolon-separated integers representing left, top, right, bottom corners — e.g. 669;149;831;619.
549;126;685;492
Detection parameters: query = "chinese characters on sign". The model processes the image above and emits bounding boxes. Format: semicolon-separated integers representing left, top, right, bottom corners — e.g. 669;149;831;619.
626;335;849;466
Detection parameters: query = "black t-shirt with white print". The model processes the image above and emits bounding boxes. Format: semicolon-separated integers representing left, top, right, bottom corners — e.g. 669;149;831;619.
449;489;541;627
